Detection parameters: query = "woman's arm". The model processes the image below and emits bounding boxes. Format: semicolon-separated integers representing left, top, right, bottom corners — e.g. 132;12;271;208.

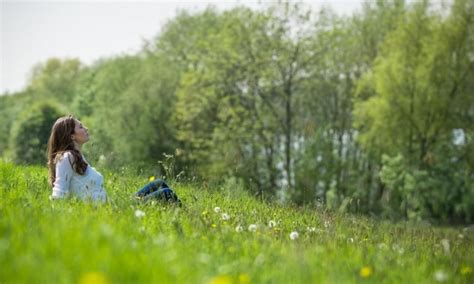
51;152;74;199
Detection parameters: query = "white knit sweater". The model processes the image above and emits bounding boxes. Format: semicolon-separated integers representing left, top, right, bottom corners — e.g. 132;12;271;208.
51;152;107;202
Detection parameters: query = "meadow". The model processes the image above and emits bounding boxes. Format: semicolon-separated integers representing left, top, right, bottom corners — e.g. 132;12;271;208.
1;161;472;284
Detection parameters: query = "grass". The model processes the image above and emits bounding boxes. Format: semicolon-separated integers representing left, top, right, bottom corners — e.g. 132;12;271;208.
0;160;473;283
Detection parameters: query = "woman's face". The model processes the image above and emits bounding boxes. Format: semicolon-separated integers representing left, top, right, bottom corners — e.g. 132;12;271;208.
72;120;89;146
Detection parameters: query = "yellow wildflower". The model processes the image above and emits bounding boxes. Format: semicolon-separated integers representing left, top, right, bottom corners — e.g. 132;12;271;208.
461;266;472;275
78;272;109;284
360;266;373;278
239;274;250;284
209;275;232;284
149;176;155;182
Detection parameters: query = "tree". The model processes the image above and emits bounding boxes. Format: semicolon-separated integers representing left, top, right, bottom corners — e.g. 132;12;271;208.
28;58;83;103
354;0;474;221
10;101;64;164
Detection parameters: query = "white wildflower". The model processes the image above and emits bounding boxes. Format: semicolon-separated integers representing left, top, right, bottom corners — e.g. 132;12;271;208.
221;213;230;221
135;209;145;218
100;224;113;237
268;220;276;228
214;207;221;213
377;243;387;250
324;220;331;228
347;237;354;243
434;270;448;282
290;231;299;240
441;239;450;255
198;253;211;263
306;226;316;232
392;244;405;255
235;225;243;232
248;224;257;232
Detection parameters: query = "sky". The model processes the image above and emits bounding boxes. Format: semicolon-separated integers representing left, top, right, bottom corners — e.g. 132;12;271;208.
0;0;363;94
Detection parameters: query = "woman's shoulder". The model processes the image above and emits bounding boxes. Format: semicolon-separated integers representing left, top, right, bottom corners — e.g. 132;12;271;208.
55;151;75;164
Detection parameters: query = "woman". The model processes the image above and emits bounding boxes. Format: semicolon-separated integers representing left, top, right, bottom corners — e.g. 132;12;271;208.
47;115;179;203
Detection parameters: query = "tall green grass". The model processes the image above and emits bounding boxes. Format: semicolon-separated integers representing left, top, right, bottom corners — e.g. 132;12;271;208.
1;161;472;283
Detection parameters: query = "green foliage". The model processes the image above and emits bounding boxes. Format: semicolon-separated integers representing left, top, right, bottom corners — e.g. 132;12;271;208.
380;150;474;223
9;101;64;165
0;95;19;156
170;4;321;197
28;58;83;103
354;1;473;164
354;0;474;223
380;154;427;220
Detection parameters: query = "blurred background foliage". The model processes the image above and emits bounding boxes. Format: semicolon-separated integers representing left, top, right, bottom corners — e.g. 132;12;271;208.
1;0;472;223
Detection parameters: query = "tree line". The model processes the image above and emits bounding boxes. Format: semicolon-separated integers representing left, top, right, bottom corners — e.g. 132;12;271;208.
1;0;472;223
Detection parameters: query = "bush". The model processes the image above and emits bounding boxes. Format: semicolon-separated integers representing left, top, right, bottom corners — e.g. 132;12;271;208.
10;101;64;165
380;152;474;224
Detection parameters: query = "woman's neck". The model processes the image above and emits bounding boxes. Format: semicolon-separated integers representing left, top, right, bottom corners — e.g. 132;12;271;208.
73;142;83;152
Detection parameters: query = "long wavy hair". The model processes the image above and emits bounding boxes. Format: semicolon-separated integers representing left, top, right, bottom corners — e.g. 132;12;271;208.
47;115;88;186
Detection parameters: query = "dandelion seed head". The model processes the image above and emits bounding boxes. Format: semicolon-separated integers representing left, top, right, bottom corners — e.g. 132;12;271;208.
441;239;450;255
248;224;257;232
214;207;221;213
268;220;276;228
134;210;145;218
221;213;230;221
290;231;299;240
434;270;448;282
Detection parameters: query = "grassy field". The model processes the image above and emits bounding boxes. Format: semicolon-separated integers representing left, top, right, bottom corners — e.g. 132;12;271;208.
0;161;473;284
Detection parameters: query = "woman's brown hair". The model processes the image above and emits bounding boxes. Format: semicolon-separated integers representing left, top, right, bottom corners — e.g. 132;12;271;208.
47;115;88;186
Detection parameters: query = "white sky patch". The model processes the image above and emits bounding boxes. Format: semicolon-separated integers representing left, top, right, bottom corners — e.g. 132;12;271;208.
1;0;362;94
